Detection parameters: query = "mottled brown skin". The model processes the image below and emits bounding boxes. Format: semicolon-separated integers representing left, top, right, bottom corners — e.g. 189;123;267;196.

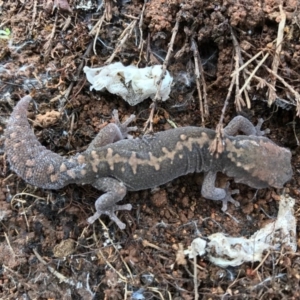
4;95;293;229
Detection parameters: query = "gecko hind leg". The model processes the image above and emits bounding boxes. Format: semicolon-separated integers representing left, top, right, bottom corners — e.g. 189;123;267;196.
201;171;240;212
224;116;270;137
87;110;137;150
112;109;138;139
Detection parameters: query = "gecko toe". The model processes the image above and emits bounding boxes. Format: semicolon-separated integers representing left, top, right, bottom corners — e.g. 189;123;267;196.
109;213;126;230
87;203;131;229
255;118;270;136
221;185;240;211
87;212;101;224
115;204;132;211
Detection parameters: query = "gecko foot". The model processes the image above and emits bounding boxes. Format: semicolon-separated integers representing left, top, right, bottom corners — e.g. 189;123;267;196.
255;118;270;136
221;184;240;211
221;195;240;212
87;203;132;230
112;109;137;139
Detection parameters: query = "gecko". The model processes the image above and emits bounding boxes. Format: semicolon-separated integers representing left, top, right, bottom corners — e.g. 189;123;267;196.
4;95;293;229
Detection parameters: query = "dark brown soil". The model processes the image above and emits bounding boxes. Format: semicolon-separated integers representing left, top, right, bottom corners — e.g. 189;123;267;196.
1;0;300;299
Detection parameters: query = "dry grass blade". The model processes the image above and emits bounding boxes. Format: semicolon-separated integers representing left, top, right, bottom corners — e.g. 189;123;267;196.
237;52;270;100
97;219;133;281
266;66;300;115
210;28;242;154
231;50;264;77
152;13;180;102
191;38;208;126
29;0;38;33
90;14;105;55
105;19;138;64
143;13;180;132
33;248;80;287
268;4;286;105
234;52;245;111
137;2;146;65
231;27;251;110
242;49;300;115
43;13;58;63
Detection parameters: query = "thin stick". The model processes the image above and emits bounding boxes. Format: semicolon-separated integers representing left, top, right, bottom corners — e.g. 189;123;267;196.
30;0;38;33
33;248;79;286
237;52;270;99
217;28;240;125
234;52;243;111
230;27;249;109
266;66;300;115
89;13;105;36
292;116;299;146
153;15;179;101
191;38;209;126
268;4;286;105
193;251;199;300
98;219;133;281
91;14;105;55
105;20;137;64
209;42;237;155
242;49;300;115
137;2;146;66
4;232;14;253
231;50;264;77
143;13;180;132
191;39;204;125
43;13;58;64
138;2;146;50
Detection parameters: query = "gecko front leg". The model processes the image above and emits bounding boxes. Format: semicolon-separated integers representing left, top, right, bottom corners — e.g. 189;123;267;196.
86;110;137;229
87;177;132;229
201;171;240;211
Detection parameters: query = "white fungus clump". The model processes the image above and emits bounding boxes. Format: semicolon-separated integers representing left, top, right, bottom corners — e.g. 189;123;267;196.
83;62;173;106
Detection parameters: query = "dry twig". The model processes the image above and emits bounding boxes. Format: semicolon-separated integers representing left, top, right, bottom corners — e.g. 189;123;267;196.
43;13;58;64
210;27;258;155
143;12;180;132
97;219;133;281
191;38;209;126
237;52;270;99
88;0;115;55
242;49;300;115
209;30;239;155
266;66;300;114
29;0;38;33
192;243;199;300
137;2;146;66
33;248;80;287
105;20;138;64
268;4;286;105
231;27;250;110
89;14;105;55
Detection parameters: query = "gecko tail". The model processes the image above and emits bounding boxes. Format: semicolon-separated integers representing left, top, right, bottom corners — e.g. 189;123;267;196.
4;95;77;189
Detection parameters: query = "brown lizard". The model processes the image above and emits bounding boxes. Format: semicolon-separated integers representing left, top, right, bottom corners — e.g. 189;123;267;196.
4;95;293;229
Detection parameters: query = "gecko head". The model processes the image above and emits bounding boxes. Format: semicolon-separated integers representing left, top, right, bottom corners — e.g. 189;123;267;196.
224;137;293;189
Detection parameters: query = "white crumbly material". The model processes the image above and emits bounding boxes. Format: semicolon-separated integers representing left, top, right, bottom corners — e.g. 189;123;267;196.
185;195;296;267
83;62;173;106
